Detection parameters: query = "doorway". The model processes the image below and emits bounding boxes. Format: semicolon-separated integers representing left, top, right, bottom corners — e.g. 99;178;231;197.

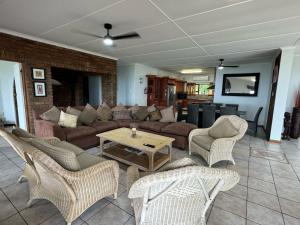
0;60;27;130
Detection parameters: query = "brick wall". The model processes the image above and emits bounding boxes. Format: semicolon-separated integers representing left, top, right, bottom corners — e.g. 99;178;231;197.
0;32;117;132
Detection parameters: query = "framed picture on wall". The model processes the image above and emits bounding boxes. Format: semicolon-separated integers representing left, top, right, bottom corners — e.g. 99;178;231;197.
32;68;45;80
34;82;46;97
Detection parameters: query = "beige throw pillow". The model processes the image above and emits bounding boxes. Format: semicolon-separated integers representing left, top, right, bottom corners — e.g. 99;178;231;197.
112;103;126;112
58;111;78;128
208;118;239;139
66;106;81;117
147;104;156;113
97;106;112;121
128;105;140;114
160;106;175;122
40;106;60;123
149;110;162;121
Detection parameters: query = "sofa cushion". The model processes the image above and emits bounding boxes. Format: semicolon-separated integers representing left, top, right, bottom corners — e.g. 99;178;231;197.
149;110;162;121
133;108;148;121
113;109;132;120
45;138;84;155
77;153;105;170
192;135;215;150
208;118;239;139
66;106;81;117
161;122;197;137
64;126;97;141
97;106;112;121
115;119;132;128
12;128;35;138
160;106;176;122
79;107;98;125
139;121;169;132
40;106;60;123
90;120;118;133
58;111;78;128
29;138;80;171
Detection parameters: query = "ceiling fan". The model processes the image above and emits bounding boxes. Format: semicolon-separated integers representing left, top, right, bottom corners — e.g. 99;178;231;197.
73;23;140;46
217;59;239;70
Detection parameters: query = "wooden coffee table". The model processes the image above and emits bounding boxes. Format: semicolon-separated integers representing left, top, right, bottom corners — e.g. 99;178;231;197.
97;128;175;171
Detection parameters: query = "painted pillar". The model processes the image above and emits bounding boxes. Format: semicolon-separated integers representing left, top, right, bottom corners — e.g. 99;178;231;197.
270;47;295;141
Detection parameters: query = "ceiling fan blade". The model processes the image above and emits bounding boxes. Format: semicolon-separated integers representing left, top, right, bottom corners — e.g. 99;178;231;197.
224;65;239;68
71;29;103;39
112;32;140;40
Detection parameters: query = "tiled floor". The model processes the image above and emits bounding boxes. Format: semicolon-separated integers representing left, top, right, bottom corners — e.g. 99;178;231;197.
0;135;300;225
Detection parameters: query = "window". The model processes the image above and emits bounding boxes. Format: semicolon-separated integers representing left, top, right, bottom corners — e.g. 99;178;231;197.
195;84;209;95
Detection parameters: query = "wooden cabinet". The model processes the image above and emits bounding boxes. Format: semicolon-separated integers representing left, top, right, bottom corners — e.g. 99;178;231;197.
147;75;160;106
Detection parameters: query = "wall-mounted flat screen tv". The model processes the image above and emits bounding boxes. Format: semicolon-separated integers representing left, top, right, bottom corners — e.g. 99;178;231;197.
222;73;260;97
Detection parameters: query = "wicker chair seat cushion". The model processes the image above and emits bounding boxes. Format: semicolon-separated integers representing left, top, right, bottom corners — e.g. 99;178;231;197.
29;138;81;171
192;135;215;150
77;152;105;170
208;118;239;139
139;121;169;132
161;122;197;137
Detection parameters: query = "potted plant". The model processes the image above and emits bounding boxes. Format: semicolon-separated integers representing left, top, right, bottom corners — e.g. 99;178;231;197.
291;89;300;139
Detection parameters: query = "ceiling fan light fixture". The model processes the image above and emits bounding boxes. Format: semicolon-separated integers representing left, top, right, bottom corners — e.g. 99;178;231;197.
218;65;224;70
180;68;203;74
103;36;113;46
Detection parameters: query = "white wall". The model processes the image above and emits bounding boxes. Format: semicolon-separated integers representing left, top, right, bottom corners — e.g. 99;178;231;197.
117;63;179;106
0;61;17;123
286;55;300;113
214;62;273;126
88;76;102;105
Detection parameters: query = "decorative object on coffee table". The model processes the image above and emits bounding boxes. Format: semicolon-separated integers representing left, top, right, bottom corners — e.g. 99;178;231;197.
97;128;174;171
282;112;291;140
291;89;300;139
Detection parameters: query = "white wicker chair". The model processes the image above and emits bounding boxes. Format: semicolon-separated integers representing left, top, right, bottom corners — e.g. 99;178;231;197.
127;158;240;225
189;115;248;167
0;129;119;225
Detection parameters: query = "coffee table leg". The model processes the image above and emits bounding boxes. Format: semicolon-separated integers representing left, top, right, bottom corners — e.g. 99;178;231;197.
167;143;172;162
99;138;106;155
146;152;154;171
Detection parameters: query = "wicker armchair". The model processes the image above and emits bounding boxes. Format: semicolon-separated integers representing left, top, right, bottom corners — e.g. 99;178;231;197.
189;115;248;167
0;129;119;225
127;158;240;225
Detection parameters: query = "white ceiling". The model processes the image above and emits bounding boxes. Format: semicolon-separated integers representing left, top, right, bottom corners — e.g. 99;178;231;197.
0;0;300;73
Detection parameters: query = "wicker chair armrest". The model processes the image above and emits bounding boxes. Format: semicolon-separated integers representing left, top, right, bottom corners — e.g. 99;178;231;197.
188;128;210;142
127;166;140;192
210;138;236;153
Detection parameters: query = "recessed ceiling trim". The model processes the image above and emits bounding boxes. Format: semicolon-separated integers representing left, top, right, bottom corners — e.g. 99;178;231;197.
0;28;118;60
147;0;210;56
38;0;128;36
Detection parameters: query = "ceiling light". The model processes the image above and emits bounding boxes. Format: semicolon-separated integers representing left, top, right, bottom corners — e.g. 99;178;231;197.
180;69;203;74
218;66;224;70
103;36;113;46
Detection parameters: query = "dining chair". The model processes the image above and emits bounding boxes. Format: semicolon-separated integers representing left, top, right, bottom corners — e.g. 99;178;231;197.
187;104;199;126
220;106;238;116
247;107;263;136
225;104;239;111
202;104;216;128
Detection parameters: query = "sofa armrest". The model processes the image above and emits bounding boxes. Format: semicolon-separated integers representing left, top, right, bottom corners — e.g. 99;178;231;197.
34;119;66;141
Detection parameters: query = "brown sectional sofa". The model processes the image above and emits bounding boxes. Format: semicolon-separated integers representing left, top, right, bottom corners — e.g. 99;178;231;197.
33;105;197;150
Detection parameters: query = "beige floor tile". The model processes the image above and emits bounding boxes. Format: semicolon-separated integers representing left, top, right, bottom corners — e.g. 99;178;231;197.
214;192;246;217
279;198;300;219
226;184;248;200
124;217;135;225
249;169;274;183
0;191;18;222
247;202;284;225
40;212;85;225
207;207;245;225
248;177;277;195
247;188;281;212
2;182;29;211
283;214;300;225
0;213;27;225
111;191;133;215
79;199;110;221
